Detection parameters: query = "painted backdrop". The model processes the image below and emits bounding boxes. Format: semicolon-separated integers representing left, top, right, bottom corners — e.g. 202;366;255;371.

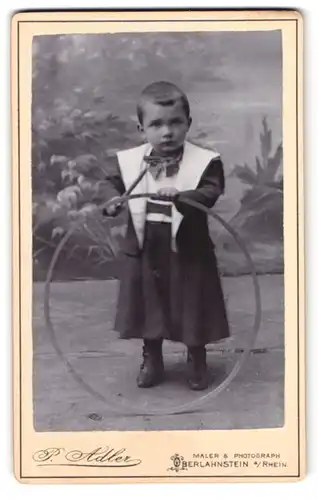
32;31;283;280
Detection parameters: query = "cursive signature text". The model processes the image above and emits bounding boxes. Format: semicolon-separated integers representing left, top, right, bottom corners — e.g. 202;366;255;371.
32;447;142;467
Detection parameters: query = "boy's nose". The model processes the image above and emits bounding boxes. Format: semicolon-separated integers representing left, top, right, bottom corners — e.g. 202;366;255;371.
162;126;172;138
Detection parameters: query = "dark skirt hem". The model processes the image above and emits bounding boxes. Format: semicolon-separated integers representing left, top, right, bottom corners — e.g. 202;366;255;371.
115;330;230;348
113;222;230;346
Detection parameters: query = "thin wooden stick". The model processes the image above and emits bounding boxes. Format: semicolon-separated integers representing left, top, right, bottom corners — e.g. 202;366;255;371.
124;163;149;196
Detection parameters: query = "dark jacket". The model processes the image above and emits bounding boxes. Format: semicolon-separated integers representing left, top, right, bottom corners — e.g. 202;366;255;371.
101;155;230;345
103;156;225;257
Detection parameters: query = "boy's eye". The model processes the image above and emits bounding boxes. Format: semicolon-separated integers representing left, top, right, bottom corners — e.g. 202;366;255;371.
149;120;162;128
170;118;183;125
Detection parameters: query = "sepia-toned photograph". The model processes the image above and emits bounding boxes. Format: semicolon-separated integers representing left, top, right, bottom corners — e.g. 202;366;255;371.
12;10;304;482
32;29;283;432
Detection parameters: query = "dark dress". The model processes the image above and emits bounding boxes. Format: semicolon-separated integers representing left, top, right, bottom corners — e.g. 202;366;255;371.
103;155;230;347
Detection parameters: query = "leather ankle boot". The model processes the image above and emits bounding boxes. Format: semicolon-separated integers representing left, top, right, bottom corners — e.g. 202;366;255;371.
137;339;164;388
187;346;209;391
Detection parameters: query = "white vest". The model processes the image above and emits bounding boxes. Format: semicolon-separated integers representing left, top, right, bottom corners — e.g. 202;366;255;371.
116;140;220;249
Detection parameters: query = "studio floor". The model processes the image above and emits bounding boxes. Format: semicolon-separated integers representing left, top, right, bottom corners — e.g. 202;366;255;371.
32;275;284;431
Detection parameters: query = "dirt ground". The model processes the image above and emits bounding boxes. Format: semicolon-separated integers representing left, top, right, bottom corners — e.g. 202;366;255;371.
32;274;284;431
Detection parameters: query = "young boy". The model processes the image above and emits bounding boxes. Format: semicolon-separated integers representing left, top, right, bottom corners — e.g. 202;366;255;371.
103;81;230;390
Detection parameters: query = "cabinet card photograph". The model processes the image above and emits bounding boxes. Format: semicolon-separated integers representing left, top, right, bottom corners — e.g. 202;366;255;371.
11;9;305;483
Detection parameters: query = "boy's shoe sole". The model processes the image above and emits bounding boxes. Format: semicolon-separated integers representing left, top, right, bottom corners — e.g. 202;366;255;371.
137;370;164;388
187;376;209;391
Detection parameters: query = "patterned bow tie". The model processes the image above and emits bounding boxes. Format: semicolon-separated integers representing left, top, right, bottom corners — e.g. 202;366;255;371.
143;150;183;179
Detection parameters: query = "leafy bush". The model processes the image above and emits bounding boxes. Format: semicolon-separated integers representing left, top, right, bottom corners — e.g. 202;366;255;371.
215;117;283;275
229;116;283;242
32;99;140;280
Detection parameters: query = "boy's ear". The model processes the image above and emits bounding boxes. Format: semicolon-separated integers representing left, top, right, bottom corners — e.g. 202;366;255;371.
137;122;144;133
188;116;192;129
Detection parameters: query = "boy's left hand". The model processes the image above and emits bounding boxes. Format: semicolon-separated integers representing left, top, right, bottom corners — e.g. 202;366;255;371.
154;187;179;201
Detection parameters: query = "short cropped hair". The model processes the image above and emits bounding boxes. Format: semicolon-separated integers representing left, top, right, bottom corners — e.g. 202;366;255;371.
137;81;190;124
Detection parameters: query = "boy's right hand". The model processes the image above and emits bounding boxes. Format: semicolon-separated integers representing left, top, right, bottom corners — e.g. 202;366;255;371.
103;197;123;216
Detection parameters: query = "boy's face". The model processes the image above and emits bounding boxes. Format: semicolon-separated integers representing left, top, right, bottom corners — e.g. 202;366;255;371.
139;100;191;156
